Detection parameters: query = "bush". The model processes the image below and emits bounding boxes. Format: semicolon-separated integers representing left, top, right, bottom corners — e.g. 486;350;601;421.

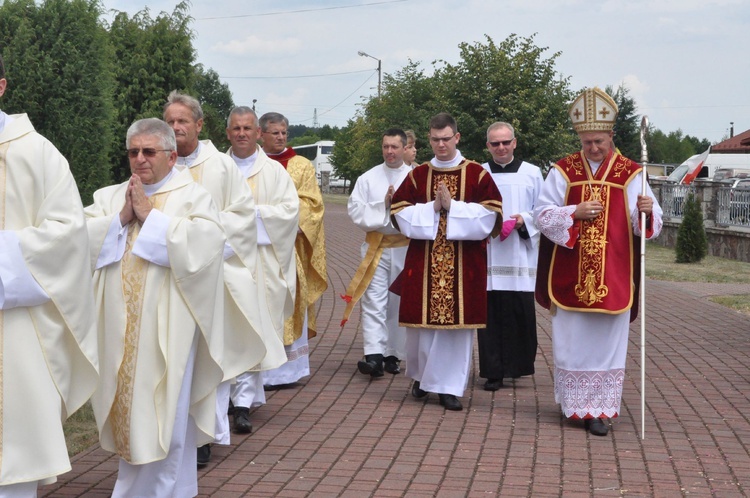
675;193;708;263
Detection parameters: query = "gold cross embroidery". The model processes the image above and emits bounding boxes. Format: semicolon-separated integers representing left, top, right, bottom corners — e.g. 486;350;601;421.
599;107;610;118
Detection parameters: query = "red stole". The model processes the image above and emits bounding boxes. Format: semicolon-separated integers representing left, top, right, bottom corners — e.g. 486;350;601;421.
390;160;503;329
267;148;296;169
542;151;642;315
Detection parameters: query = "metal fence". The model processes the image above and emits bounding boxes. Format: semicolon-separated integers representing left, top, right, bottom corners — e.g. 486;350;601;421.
660;184;695;218
717;186;750;227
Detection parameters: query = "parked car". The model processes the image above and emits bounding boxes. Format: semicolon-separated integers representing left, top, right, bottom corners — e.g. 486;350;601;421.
720;177;750;223
713;168;750;181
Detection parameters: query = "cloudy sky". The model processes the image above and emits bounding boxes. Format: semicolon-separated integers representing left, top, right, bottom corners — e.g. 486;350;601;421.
102;0;748;144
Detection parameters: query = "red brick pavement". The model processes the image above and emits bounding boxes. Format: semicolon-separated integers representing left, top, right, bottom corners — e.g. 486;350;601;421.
41;200;750;497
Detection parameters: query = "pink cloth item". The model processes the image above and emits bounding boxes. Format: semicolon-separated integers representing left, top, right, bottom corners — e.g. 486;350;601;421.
499;219;516;241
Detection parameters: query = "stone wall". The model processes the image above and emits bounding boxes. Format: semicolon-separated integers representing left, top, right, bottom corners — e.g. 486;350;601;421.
650;179;750;262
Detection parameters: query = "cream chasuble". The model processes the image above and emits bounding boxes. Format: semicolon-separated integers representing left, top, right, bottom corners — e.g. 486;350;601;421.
228;146;299;370
86;169;225;464
178;140;266;379
0;114;98;485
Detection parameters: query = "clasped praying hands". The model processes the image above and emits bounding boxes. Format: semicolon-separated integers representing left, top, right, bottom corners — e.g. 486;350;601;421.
433;181;452;212
119;174;153;226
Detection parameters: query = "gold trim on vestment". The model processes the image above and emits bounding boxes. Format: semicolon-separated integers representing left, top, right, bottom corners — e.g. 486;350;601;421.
0;142;8;467
429;172;457;325
189;163;204;183
400;322;486;330
110;192;169;462
339;231;408;326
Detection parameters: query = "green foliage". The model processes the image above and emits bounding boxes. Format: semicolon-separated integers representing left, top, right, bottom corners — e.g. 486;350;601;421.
193;64;234;152
106;2;196;182
606;84;640;160
331;34;578;185
647;127;707;164
0;0;114;203
675;193;708;263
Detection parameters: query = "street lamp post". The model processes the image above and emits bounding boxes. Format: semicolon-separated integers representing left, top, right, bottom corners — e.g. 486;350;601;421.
358;51;381;98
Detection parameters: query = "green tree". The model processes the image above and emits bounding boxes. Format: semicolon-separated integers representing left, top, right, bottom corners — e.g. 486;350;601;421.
647;127;711;165
331;35;578;186
0;0;114;203
675;193;708;263
193;64;234;152
106;2;195;182
432;34;577;167
606;84;640;160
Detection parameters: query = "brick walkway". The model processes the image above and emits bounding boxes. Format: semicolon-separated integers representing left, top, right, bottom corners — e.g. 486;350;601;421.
42;201;750;497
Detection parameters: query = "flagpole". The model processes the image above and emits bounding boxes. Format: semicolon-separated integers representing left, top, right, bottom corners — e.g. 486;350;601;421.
639;116;649;440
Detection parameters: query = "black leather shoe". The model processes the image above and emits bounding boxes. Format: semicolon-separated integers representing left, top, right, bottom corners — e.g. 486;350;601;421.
484;378;503;391
197;444;211;468
357;354;384;377
585;418;610;436
233;406;252;434
411;380;428;398
438;394;463;411
383;356;401;375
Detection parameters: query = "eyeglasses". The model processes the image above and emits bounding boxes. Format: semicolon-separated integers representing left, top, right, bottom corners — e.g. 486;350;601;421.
488;139;515;147
126;148;172;158
429;133;457;144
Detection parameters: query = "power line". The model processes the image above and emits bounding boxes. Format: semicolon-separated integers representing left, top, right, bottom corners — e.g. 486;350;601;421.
221;69;373;80
195;0;408;21
298;71;378;123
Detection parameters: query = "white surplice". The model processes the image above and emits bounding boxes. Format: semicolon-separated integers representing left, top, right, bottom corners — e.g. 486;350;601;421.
347;162;411;359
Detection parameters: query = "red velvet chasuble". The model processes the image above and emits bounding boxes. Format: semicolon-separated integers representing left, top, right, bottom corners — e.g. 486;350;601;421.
267;148;296;168
390;160;503;329
545;151;642;315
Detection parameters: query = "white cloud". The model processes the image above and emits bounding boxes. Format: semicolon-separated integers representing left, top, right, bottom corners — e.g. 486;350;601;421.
211;35;302;56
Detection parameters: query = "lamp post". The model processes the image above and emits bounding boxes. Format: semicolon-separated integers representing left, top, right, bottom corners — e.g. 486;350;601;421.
358;51;381;98
252;99;257;112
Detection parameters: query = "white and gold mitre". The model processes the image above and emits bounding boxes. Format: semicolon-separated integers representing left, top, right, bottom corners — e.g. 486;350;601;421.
569;87;618;133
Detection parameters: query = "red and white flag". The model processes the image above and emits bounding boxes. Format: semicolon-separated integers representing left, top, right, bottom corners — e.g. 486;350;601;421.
681;147;711;184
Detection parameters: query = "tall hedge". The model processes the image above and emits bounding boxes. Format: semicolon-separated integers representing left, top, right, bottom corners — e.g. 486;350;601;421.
675;193;708;263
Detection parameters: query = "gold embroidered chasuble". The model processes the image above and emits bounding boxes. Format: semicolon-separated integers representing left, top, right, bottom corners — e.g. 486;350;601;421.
281;155;328;344
86;169;225;464
226;146;299;371
0;114;98;484
390;160;503;329
542;151;642;315
181;140;266;379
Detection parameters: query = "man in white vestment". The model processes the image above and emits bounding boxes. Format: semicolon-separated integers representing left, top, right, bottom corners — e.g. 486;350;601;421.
164;91;266;466
225;106;299;434
259;112;328;388
342;128;411;378
478;122;543;392
0;54;98;498
534;87;662;436
86;118;225;497
390;113;503;412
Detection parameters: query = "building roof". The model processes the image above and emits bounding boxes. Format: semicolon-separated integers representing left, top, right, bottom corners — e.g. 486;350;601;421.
712;129;750;153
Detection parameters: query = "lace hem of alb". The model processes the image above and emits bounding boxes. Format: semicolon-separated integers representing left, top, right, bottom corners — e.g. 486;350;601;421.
554;367;624;419
538;205;576;246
